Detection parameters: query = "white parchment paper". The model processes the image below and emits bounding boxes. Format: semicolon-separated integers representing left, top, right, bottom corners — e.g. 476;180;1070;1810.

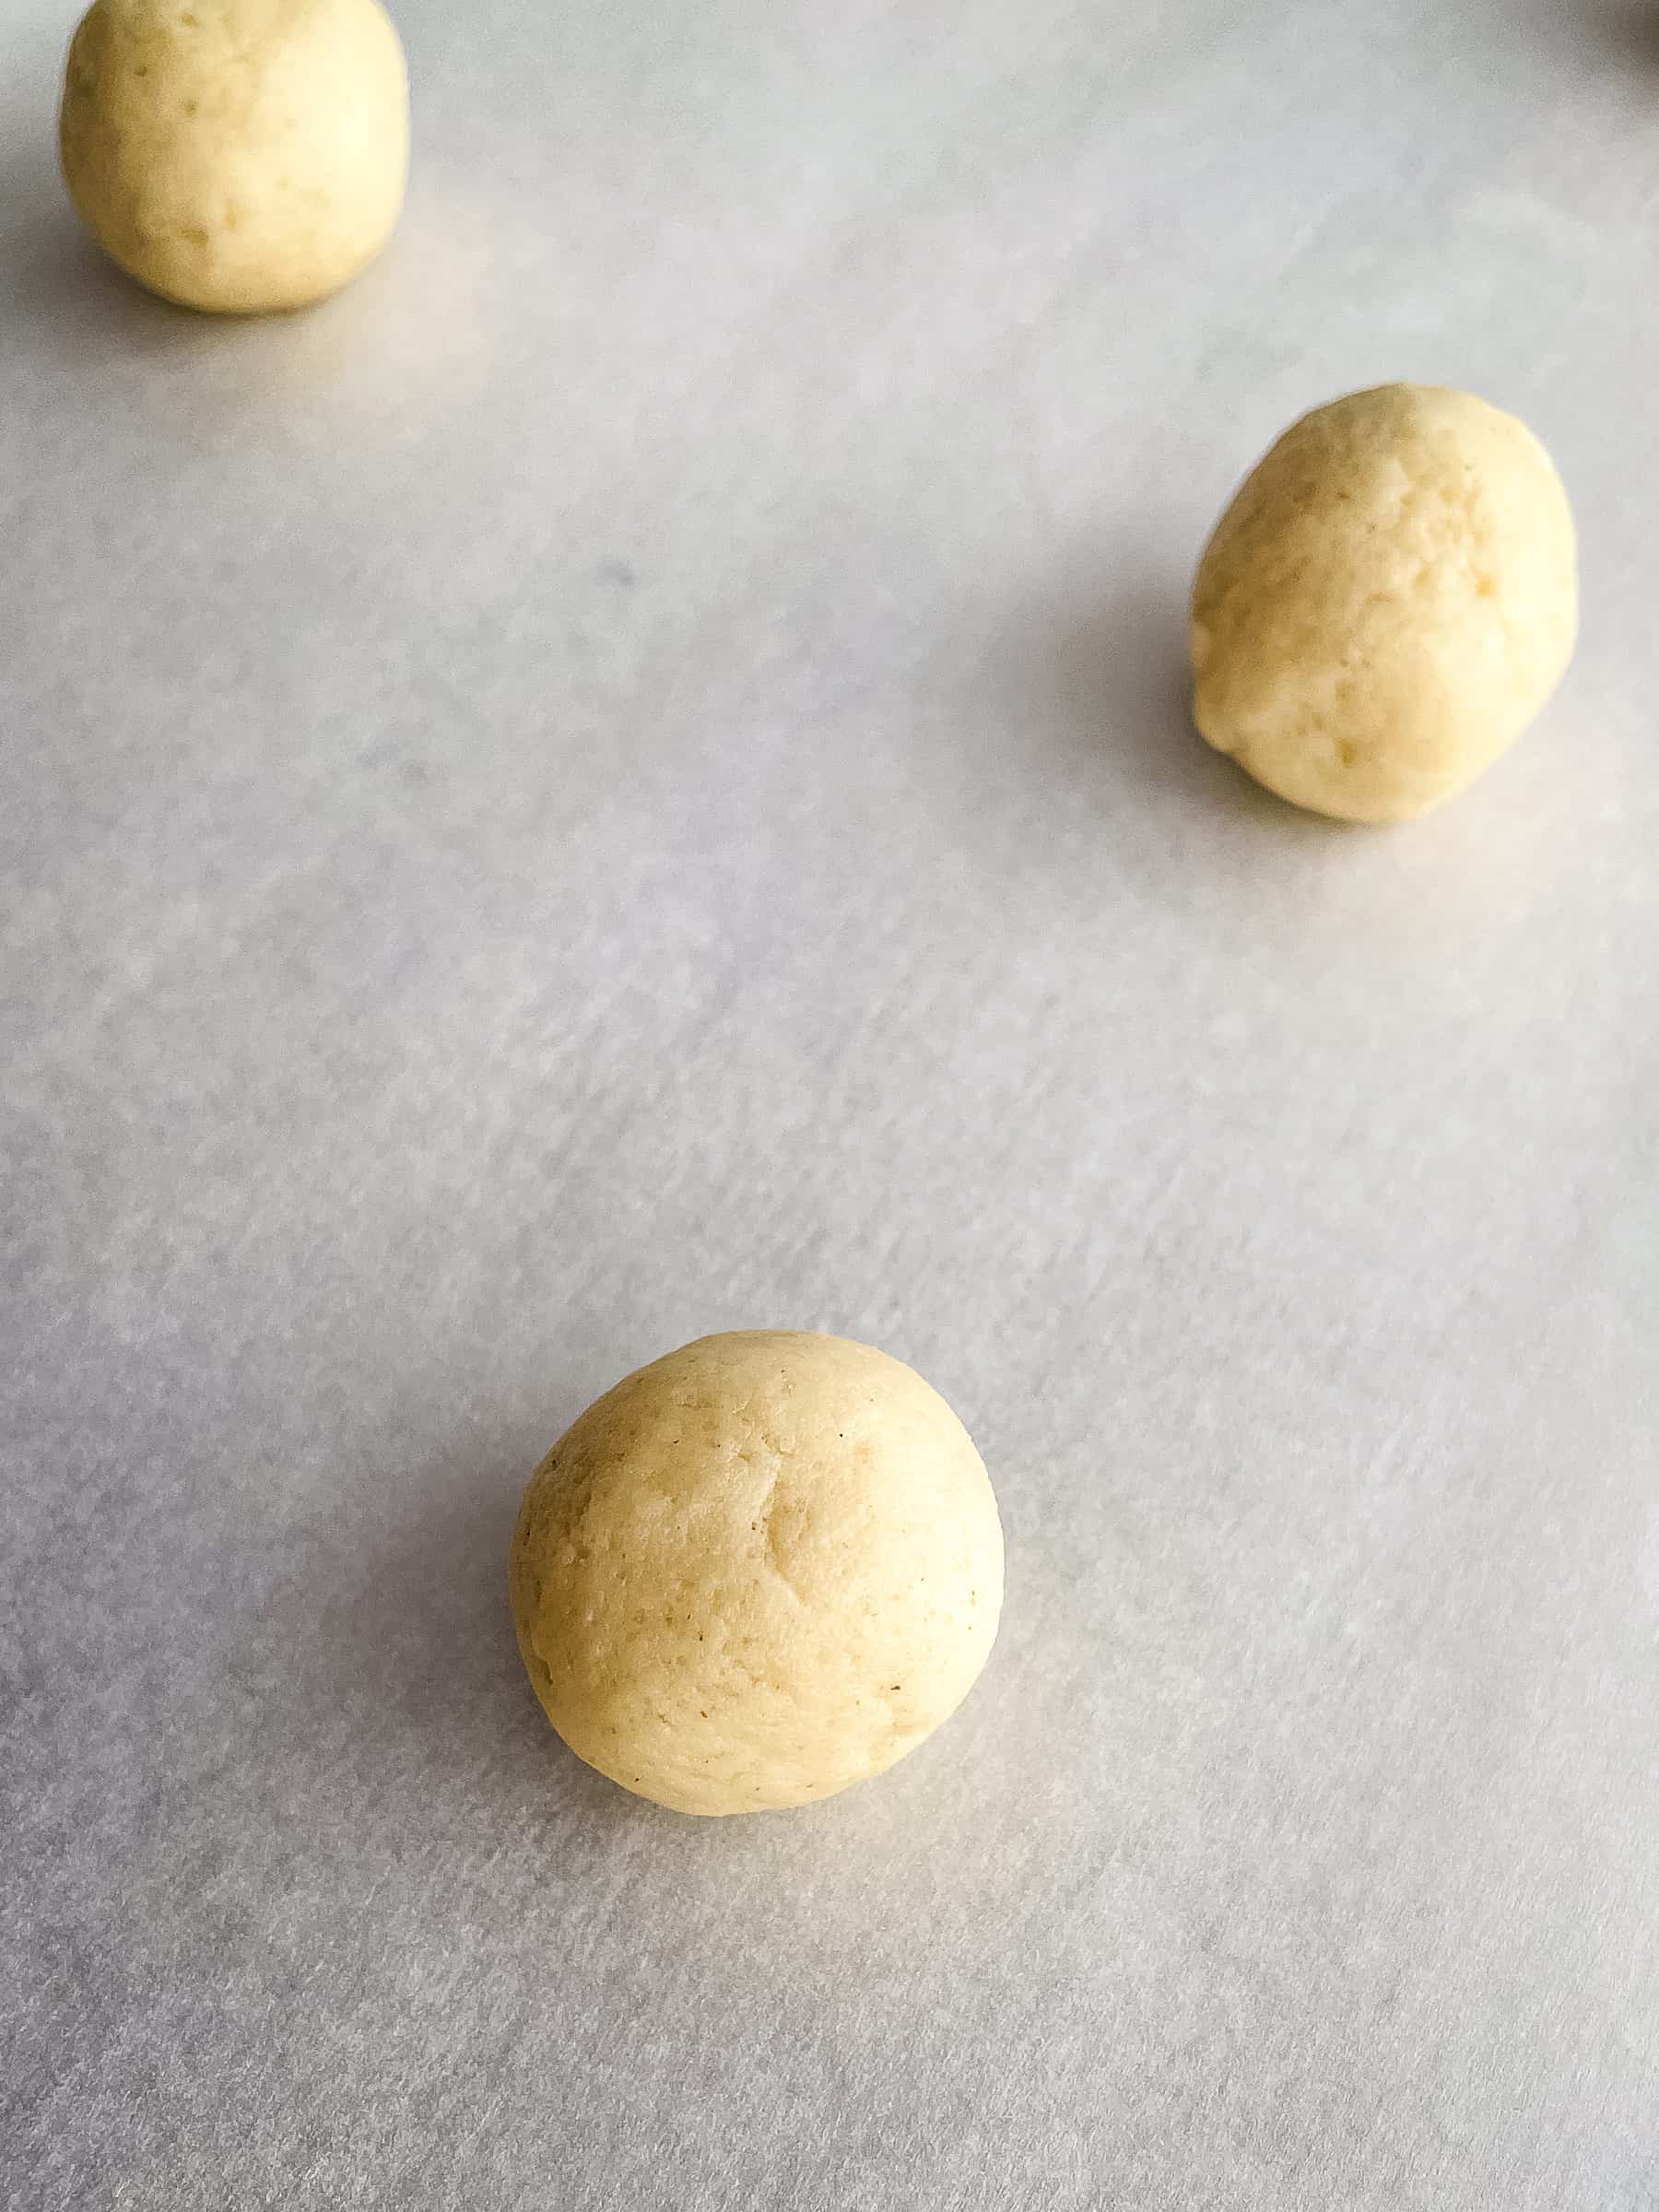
3;2;1656;2205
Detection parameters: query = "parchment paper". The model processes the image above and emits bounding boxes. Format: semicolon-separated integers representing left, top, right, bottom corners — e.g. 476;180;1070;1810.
3;2;1656;2205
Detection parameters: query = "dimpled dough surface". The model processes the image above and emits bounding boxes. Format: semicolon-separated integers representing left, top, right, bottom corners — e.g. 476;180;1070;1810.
508;1333;1005;1817
1190;384;1578;823
60;0;408;314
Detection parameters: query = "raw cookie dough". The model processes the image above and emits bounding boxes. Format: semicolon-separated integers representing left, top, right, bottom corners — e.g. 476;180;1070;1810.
60;0;408;314
509;1332;1005;1817
1190;384;1577;822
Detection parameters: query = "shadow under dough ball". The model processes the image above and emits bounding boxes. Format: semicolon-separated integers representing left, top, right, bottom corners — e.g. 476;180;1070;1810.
510;1332;1005;1817
60;0;408;314
1190;384;1578;823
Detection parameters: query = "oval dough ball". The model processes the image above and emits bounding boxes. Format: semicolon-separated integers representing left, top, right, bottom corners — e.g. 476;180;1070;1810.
60;0;408;314
510;1332;1005;1817
1190;384;1577;822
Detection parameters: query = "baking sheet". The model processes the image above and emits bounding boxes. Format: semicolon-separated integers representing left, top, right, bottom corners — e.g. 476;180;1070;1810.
3;2;1656;2206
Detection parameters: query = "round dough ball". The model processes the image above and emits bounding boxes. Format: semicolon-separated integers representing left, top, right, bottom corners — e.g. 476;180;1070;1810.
1190;384;1577;822
60;0;408;314
509;1332;1005;1817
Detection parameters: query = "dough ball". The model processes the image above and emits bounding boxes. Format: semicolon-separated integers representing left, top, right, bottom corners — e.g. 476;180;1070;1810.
1190;384;1577;822
60;0;408;314
509;1332;1005;1817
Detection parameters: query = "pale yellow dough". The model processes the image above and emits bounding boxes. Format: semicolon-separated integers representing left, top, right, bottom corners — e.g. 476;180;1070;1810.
509;1332;1005;1817
1190;384;1577;822
60;0;408;314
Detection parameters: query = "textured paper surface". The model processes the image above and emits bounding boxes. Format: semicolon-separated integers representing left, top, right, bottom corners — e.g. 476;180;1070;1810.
3;2;1657;2206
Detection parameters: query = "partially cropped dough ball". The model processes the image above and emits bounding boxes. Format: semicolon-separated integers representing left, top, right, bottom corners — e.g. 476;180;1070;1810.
1191;384;1577;822
60;0;408;314
510;1332;1005;1817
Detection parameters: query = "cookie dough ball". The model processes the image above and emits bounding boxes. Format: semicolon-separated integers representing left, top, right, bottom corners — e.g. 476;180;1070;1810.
60;0;408;314
1190;384;1577;822
510;1332;1005;1817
